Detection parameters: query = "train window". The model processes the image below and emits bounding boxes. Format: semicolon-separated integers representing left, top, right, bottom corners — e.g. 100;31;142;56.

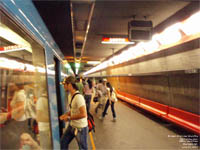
0;11;52;149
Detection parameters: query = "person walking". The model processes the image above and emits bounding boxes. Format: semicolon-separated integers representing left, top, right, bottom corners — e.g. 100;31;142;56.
60;76;88;150
100;82;117;121
95;79;108;114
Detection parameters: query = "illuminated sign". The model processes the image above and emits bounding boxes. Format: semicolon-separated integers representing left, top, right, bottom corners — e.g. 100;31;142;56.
0;45;26;53
101;37;134;44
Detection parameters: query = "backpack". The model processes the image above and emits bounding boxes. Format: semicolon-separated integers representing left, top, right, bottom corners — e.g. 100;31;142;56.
87;112;95;132
70;93;95;132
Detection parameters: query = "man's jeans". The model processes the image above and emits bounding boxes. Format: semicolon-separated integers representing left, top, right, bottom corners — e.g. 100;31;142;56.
61;125;88;150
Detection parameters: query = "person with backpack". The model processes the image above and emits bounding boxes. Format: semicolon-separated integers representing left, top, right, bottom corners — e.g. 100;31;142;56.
60;76;88;150
100;82;117;122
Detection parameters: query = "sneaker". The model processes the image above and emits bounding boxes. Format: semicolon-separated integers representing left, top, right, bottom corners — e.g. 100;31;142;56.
112;118;116;122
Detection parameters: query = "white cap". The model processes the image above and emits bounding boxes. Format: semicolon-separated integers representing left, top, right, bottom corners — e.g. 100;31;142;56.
102;78;107;82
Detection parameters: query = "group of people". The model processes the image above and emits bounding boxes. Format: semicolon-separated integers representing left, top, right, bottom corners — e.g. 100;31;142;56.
75;77;117;120
0;75;117;150
94;79;117;121
60;76;117;150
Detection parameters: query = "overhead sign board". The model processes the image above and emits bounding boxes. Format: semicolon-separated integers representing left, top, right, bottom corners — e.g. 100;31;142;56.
101;37;134;44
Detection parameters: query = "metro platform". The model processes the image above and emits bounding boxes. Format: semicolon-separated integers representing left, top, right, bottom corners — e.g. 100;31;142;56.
69;100;199;150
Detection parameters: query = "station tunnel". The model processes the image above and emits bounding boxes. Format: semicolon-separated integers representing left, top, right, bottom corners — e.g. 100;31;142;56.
0;1;200;149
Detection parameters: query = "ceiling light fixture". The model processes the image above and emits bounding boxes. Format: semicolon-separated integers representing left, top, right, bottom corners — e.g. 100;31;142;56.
65;63;71;69
75;63;80;68
101;37;134;44
87;61;100;65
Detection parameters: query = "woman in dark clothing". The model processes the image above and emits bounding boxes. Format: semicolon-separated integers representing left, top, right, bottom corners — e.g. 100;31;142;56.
101;82;116;121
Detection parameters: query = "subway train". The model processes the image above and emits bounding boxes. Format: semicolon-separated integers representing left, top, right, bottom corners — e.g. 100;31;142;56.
0;0;200;150
0;0;72;149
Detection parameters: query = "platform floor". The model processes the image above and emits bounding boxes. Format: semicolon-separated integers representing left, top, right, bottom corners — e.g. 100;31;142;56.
69;100;199;150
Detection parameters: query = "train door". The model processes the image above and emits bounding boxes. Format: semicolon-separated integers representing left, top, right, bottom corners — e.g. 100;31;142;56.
54;57;65;137
0;10;52;149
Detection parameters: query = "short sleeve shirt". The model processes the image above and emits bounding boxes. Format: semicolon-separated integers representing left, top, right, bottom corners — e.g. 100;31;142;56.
10;89;26;121
36;95;50;131
10;89;26;107
69;91;88;128
36;95;48;114
97;83;107;96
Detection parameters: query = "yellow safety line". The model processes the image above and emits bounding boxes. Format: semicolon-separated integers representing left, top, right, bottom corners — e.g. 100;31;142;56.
89;132;96;150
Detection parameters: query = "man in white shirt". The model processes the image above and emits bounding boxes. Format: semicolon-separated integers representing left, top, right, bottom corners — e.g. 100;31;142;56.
60;76;88;150
95;79;108;114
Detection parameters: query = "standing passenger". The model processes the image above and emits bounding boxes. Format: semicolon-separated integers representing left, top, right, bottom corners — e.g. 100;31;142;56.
60;76;88;150
83;79;93;113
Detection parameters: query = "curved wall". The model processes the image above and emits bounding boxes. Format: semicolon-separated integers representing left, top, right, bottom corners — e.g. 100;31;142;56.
108;72;199;115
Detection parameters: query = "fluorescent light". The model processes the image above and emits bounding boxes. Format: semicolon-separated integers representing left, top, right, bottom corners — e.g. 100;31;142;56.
25;64;35;72
75;63;80;68
47;69;55;75
36;67;45;73
65;63;71;69
0;57;35;72
142;40;160;54
157;23;182;45
75;68;79;74
112;55;120;65
180;11;200;36
132;43;145;57
87;61;100;65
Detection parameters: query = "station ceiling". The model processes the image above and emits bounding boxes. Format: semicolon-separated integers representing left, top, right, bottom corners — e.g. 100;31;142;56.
33;1;194;75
